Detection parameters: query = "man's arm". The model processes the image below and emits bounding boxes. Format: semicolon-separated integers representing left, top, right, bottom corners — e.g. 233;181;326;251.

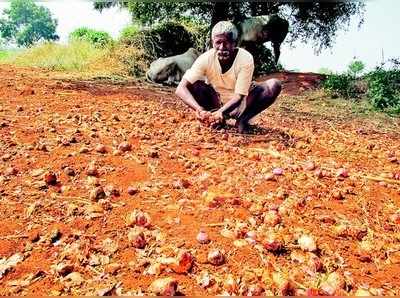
219;94;245;115
210;93;244;124
175;78;205;113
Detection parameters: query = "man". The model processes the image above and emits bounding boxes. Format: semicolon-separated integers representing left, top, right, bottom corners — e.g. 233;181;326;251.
238;14;289;64
175;21;281;133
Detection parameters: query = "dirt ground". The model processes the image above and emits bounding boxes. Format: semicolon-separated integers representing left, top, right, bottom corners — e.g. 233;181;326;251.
0;65;399;295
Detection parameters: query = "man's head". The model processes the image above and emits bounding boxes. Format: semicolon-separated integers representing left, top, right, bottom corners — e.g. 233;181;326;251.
211;21;238;62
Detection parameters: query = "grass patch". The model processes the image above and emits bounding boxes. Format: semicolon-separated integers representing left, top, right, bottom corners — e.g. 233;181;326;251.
0;49;14;61
283;89;400;135
2;40;125;76
0;50;7;60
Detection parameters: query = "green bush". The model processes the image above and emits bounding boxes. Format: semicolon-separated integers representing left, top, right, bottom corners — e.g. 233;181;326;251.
252;44;277;75
69;27;113;48
366;67;400;113
178;17;208;52
119;24;141;45
322;73;357;98
119;21;193;59
347;59;365;78
118;21;206;76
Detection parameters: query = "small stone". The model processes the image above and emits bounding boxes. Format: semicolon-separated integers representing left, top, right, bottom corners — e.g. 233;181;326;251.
104;263;121;275
390;212;400;224
172;178;191;189
36;143;48;152
314;168;324;178
246;284;264;296
64;272;84;286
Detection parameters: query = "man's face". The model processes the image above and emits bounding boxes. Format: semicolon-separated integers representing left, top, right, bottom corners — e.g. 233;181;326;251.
212;33;236;62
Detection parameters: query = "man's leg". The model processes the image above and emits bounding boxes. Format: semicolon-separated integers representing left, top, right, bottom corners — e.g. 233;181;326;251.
236;78;282;133
187;80;221;111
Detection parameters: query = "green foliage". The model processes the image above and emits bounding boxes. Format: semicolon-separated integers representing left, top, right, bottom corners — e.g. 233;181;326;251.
69;27;113;48
177;17;209;53
366;66;400;114
120;21;193;58
251;45;277;75
94;1;365;52
323;73;357;99
0;50;9;60
118;21;206;76
322;58;400;115
119;24;140;45
0;0;58;47
347;59;365;78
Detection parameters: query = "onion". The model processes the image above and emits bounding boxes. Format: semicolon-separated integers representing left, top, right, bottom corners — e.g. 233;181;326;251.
272;167;284;176
44;171;57;185
337;168;349;178
196;230;210;244
207;249;225;265
298;234;317;252
118;141;132;152
149;277;178;296
128;228;146;249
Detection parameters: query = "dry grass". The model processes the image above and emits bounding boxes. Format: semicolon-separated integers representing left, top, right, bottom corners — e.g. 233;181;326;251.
1;41;127;77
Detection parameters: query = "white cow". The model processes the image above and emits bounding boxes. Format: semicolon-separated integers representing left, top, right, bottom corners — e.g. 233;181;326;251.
146;48;200;85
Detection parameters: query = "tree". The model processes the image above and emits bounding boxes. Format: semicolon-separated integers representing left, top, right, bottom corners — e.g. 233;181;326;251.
0;0;59;47
94;1;365;52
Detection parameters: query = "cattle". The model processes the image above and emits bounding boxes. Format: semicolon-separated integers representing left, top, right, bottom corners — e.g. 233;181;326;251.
146;48;200;85
237;14;289;63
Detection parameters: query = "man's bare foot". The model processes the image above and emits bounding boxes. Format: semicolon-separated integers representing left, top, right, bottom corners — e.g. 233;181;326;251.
237;120;250;134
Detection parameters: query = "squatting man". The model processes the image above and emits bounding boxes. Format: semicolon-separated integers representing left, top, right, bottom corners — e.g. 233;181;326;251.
175;21;282;134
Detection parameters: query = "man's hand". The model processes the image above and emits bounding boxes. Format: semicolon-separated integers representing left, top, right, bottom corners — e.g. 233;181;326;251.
210;110;224;125
196;109;212;123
